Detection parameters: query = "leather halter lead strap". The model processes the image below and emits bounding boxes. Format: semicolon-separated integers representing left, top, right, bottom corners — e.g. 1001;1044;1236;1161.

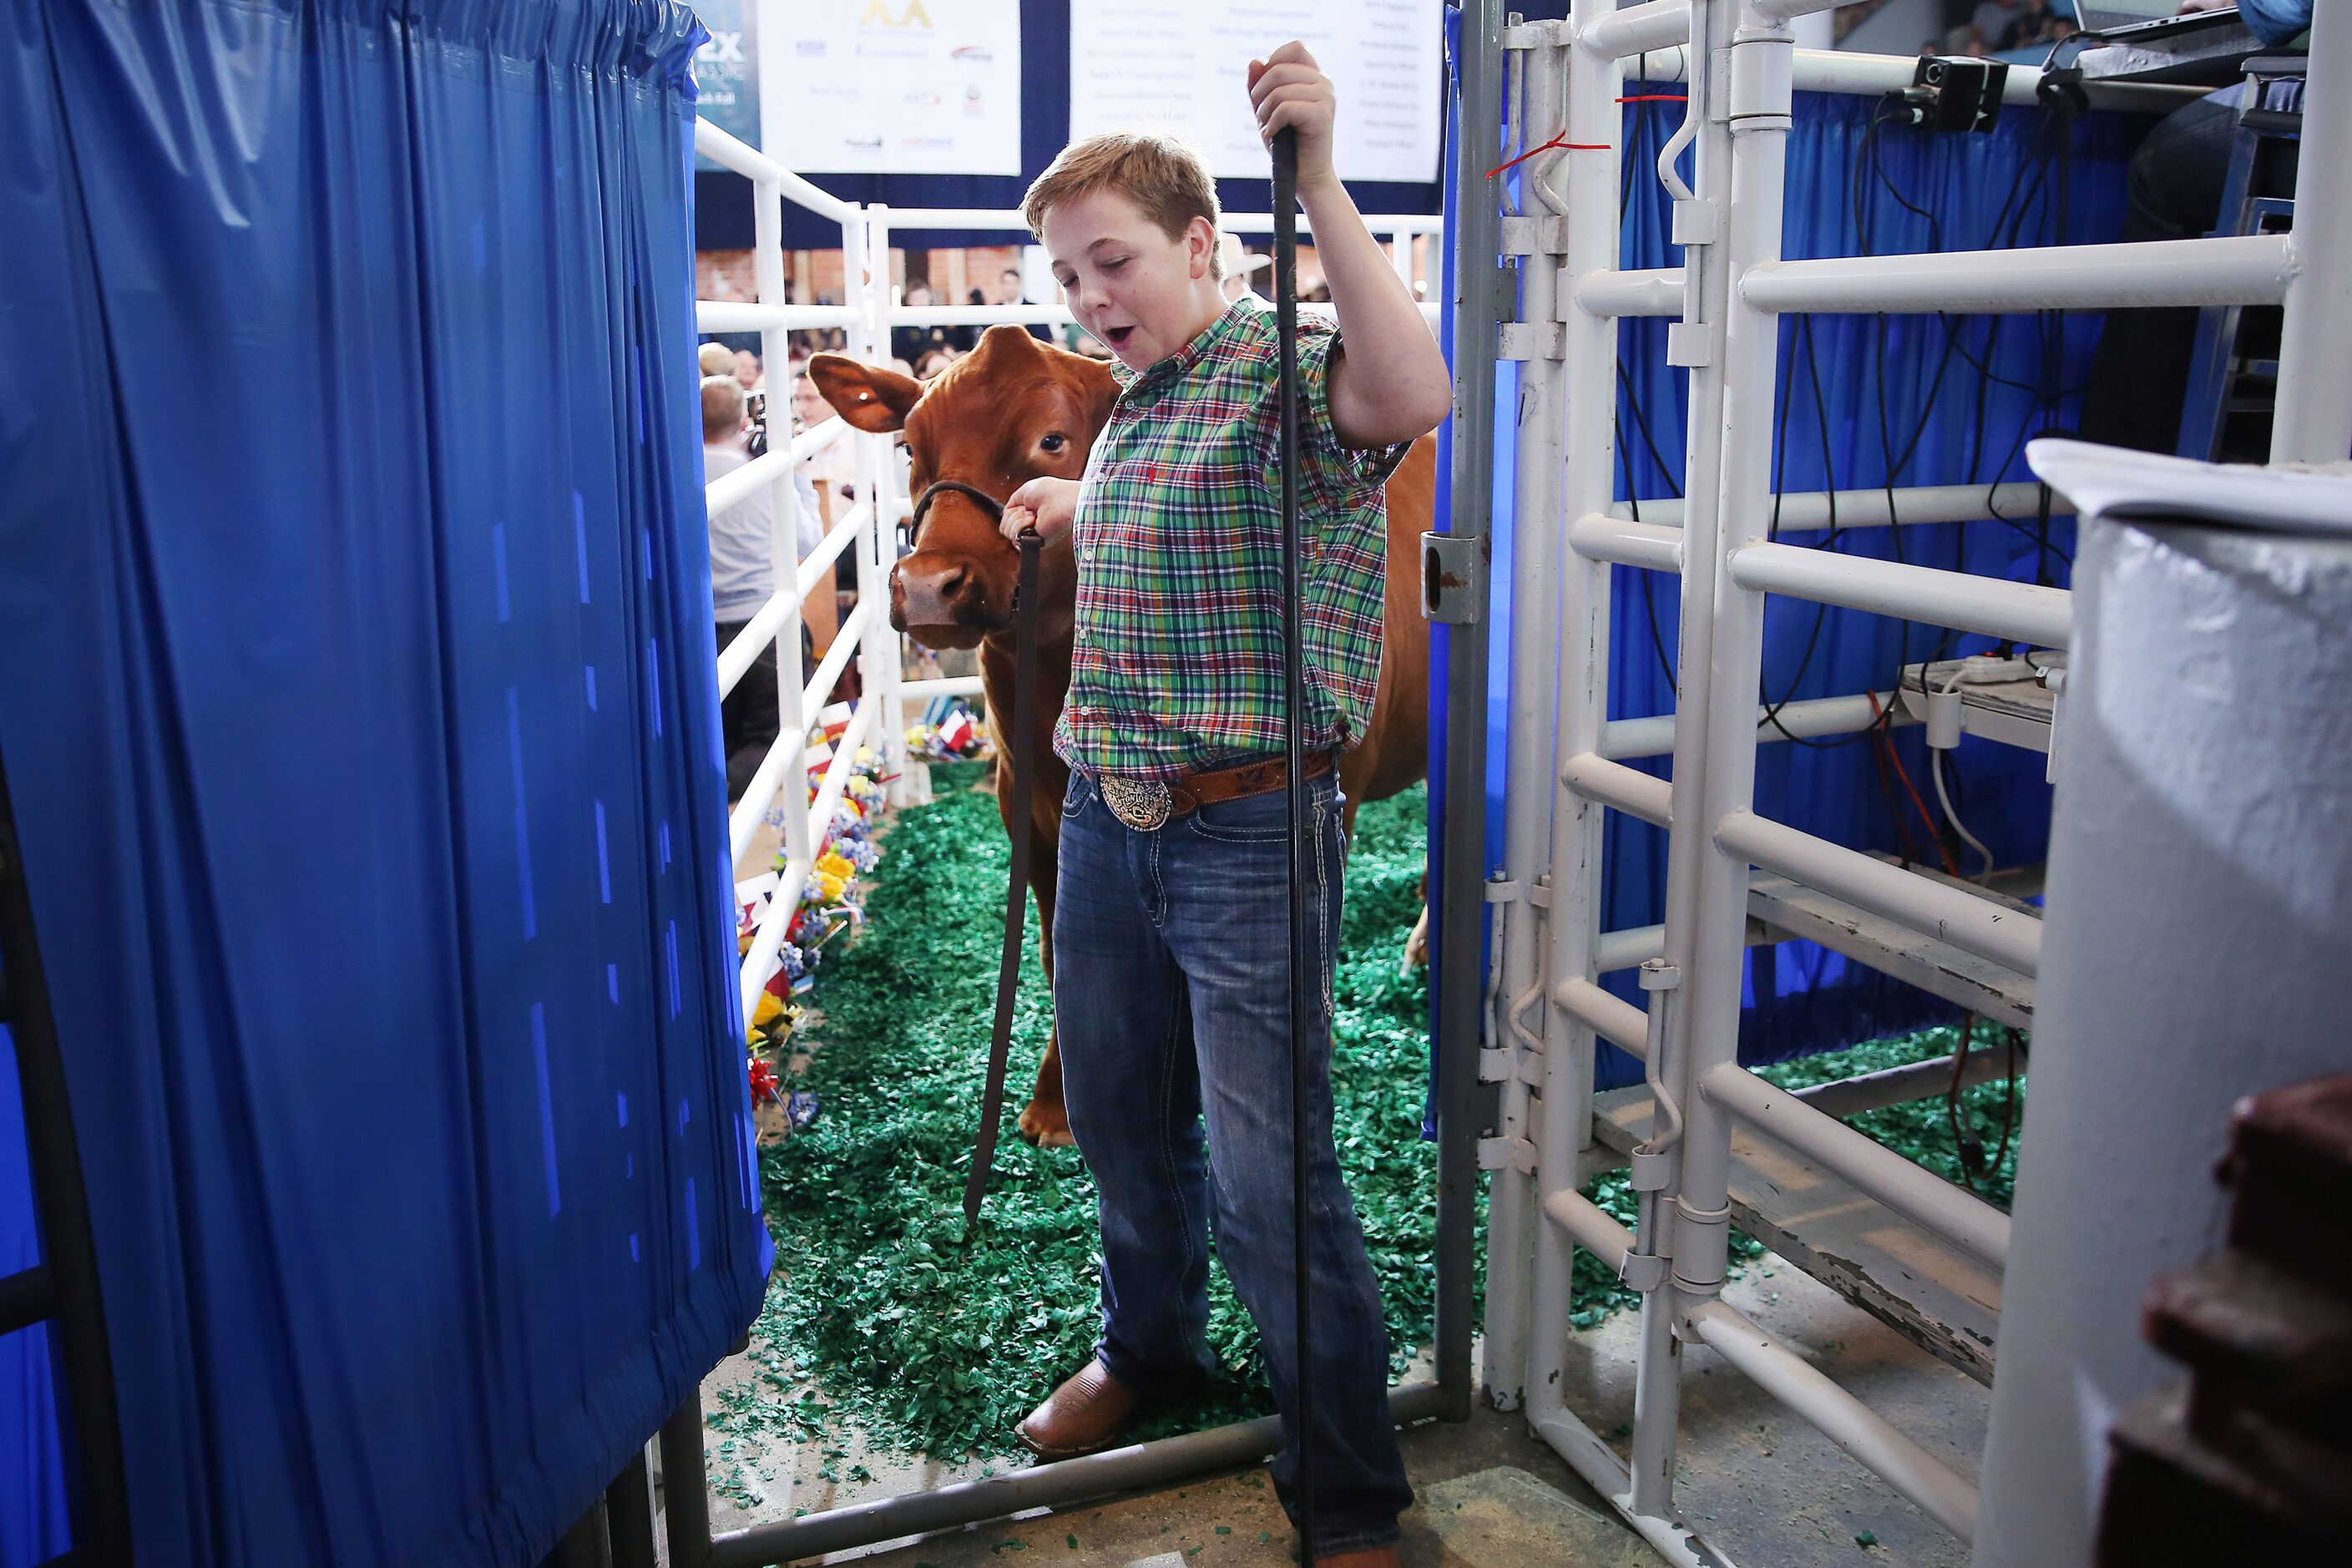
944;475;1037;1231
907;478;1004;544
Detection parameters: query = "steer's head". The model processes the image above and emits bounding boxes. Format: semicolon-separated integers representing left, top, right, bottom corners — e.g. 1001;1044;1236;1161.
810;326;1117;650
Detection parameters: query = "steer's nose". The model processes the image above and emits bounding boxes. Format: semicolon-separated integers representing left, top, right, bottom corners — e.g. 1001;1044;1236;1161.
893;559;974;630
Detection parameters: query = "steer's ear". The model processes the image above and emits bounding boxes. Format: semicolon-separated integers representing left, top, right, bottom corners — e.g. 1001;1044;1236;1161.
807;353;922;433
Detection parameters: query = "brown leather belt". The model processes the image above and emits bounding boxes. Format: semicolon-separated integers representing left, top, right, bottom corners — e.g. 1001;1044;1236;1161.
1096;751;1334;832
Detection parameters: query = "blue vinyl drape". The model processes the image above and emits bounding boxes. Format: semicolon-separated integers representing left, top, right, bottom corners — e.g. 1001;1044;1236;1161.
1442;58;2147;1100
0;2;768;1563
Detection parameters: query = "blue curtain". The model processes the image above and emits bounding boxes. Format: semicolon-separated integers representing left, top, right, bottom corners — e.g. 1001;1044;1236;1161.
1459;82;2147;1094
0;2;769;1563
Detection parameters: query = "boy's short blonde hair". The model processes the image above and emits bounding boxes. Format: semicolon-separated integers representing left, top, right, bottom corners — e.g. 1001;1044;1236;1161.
1022;133;1224;279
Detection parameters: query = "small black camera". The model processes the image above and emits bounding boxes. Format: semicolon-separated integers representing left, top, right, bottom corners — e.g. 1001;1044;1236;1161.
1886;56;2010;134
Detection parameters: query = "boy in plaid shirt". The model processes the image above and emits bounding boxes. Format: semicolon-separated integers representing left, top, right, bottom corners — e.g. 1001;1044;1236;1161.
998;42;1450;1567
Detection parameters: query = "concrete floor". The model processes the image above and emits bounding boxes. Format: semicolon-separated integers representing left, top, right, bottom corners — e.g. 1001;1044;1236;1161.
675;1249;1982;1568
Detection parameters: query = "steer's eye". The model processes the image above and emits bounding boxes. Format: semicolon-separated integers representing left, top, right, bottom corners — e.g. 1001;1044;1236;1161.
1040;433;1066;453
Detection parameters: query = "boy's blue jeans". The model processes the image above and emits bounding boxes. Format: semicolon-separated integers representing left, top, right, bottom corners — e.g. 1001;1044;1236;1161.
1050;766;1414;1555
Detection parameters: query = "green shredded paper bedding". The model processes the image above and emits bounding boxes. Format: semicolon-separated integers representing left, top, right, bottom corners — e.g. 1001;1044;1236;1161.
714;766;2024;1474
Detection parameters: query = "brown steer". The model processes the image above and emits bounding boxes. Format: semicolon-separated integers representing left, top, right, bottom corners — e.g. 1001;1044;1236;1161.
812;326;1431;1147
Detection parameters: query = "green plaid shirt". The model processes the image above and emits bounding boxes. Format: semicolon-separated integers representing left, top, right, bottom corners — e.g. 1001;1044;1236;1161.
1052;298;1409;782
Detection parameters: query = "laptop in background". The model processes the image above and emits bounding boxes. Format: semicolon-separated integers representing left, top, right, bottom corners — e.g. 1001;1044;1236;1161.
2071;1;2246;43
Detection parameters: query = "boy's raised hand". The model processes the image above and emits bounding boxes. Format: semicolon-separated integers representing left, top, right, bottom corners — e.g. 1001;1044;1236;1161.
1247;41;1337;188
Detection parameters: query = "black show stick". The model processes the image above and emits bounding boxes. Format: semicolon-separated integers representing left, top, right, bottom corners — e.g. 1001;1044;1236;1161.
1272;123;1318;1568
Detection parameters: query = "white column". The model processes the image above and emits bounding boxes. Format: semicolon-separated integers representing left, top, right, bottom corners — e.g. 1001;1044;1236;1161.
1622;0;1751;1515
1482;23;1567;1414
2271;1;2352;463
1666;0;1793;1353
759;186;815;877
1528;0;1624;1431
858;206;913;805
1972;513;2352;1567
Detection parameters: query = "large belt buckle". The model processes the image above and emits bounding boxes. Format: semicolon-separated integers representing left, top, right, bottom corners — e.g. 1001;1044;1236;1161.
1100;775;1172;832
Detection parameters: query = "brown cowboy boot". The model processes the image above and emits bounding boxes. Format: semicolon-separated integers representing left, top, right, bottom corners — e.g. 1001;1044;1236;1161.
1014;1361;1144;1460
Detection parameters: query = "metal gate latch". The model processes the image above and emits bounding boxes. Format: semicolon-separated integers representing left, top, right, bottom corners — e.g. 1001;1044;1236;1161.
1421;532;1487;624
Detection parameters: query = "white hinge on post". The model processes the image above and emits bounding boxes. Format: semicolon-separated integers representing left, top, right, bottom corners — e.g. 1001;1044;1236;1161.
1709;48;1735;124
1499;321;1566;362
1499;215;1571;257
1479;1047;1515;1085
1528;875;1552;910
1485;877;1525;904
1728;29;1795;133
1666;321;1712;367
1478;1136;1540;1175
1517;1053;1546;1089
1501;18;1564;50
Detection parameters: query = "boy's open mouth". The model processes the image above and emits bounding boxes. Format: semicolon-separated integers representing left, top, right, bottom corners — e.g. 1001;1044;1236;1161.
1104;325;1136;352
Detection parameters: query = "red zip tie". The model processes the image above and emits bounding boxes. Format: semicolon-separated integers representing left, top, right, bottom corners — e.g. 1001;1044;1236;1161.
1485;130;1611;179
1618;94;1688;102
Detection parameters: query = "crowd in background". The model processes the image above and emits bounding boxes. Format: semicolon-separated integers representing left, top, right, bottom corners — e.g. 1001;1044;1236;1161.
1935;0;2079;56
695;337;888;797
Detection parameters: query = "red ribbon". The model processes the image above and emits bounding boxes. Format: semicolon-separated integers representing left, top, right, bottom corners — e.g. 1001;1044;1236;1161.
1617;94;1690;102
1485;131;1611;179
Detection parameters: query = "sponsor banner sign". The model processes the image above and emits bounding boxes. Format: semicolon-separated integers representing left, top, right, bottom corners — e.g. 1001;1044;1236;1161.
1068;0;1442;185
773;0;1024;176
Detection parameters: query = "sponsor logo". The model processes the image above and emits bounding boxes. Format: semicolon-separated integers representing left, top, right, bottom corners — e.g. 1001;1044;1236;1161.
794;38;825;55
905;90;942;107
846;135;883;149
950;44;993;62
857;0;933;27
696;30;745;63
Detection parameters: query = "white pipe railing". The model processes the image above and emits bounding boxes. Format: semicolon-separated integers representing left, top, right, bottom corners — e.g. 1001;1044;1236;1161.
1715;809;2040;976
717;589;802;699
1567;513;1681;571
1743;233;2297;316
696;301;862;334
1609;481;2061;530
799;599;874;720
703;447;792;521
1727;541;2072;647
900;675;986;702
1551;978;1648;1058
2273;4;2352;462
695;119;859;223
1598;690;1908;761
1685;1299;1980;1542
1698;1063;2012;1267
1560;752;1672;828
1621;40;2203;113
727;731;806;867
737;699;879;1022
1574;266;1685;317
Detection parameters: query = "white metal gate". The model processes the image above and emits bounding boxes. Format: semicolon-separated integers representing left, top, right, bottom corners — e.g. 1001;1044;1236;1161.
1469;3;2352;1565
